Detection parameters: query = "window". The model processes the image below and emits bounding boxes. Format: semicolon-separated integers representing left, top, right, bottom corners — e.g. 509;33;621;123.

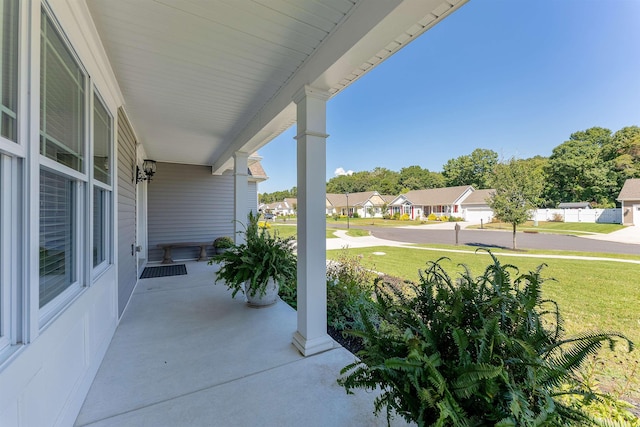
1;0;19;142
39;8;86;312
40;10;85;171
92;93;112;270
93;93;111;184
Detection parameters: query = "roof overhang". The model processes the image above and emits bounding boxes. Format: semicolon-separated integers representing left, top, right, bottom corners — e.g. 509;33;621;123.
87;0;467;174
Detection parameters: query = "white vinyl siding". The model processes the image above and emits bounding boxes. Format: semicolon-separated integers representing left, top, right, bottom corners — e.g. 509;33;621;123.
1;0;19;142
117;108;137;317
147;163;247;262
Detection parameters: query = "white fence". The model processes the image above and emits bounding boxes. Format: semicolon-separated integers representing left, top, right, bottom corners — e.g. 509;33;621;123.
533;208;622;224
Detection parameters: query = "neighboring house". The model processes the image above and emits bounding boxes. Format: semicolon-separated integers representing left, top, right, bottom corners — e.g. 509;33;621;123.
460;189;496;223
326;191;392;217
617;178;640;226
263;198;297;216
389;186;475;220
558;202;591;209
283;198;298;215
0;1;466;425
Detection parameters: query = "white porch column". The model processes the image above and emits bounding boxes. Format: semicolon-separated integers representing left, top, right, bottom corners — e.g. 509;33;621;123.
234;151;249;244
292;85;333;356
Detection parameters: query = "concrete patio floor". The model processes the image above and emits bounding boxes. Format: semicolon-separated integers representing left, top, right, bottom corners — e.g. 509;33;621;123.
75;261;410;427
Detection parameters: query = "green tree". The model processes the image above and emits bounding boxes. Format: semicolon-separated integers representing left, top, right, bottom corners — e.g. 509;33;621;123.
488;158;544;250
442;148;498;189
398;165;444;191
604;126;640;186
544;128;617;207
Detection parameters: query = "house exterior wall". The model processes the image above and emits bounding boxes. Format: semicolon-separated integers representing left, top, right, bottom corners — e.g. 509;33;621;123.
147;163;257;263
117;109;138;317
0;2;122;426
621;201;640;225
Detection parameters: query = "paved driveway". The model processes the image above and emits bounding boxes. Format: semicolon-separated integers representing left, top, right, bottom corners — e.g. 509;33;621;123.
367;226;640;256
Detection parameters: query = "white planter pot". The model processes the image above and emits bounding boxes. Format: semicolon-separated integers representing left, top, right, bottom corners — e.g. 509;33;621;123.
244;278;279;308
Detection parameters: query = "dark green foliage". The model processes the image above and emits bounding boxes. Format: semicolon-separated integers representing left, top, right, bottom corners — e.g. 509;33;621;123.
338;252;634;426
213;236;233;249
442;148;498;189
209;212;297;298
326;251;378;331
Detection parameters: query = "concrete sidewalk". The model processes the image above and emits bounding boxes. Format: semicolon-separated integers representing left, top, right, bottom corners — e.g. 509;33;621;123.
579;225;640;244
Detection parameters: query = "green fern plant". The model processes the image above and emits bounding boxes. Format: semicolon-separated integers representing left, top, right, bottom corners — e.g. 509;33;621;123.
338;251;634;426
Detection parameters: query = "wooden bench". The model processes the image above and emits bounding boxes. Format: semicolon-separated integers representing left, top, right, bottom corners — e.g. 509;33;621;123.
157;242;211;264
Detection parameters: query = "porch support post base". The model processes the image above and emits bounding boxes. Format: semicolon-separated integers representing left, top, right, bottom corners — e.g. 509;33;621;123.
292;331;334;357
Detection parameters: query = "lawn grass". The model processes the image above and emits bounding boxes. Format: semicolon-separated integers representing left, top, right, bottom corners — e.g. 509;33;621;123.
327;217;431;228
345;228;370;237
409;243;640;262
270;223;339;239
327;245;640;400
468;221;626;235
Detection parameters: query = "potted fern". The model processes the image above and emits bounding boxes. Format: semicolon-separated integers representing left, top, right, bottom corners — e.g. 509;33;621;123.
209;212;296;307
213;236;233;254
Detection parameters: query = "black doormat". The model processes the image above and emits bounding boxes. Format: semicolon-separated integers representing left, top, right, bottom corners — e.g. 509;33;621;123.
140;264;187;279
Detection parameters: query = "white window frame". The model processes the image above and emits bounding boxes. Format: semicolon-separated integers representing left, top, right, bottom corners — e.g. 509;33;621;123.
90;90;113;278
37;6;89;327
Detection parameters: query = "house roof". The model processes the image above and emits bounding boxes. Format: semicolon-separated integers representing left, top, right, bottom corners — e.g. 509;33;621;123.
86;1;468;172
326;191;390;207
394;186;474;206
617;178;640;201
283;198;297;207
461;189;495;206
248;161;268;182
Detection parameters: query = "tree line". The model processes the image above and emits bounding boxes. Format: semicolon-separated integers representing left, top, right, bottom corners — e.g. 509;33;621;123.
259;126;639;208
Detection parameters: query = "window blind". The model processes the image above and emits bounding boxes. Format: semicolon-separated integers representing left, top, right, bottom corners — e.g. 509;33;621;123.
40;11;84;172
1;0;19;142
40;169;75;307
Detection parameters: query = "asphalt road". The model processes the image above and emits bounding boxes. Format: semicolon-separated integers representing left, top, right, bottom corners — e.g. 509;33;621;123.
367;227;640;256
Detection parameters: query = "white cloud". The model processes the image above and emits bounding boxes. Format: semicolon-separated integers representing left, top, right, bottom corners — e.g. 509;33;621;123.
334;167;354;176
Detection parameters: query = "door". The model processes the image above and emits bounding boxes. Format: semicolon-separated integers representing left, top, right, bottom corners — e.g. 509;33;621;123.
117;109;138;317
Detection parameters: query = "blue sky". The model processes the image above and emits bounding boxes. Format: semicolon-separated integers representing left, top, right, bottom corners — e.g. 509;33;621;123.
258;0;640;194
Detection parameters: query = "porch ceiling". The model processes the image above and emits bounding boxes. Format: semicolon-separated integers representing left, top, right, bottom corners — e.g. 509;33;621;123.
86;0;466;171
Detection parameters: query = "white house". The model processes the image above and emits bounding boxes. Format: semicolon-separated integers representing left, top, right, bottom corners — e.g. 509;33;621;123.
0;1;467;425
389;185;474;219
460;189;495;223
326;191;393;217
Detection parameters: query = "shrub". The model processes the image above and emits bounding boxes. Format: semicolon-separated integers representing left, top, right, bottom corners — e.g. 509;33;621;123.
427;213;437;221
392;212;401;220
448;216;464;222
326;250;378;332
438;215;449;222
552;213;565;222
352;211;360;219
339;252;634;426
382;214;391;220
332;214;340;221
399;213;410;221
213;236;233;249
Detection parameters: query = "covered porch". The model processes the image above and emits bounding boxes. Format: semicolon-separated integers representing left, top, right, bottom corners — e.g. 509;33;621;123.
74;261;408;426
